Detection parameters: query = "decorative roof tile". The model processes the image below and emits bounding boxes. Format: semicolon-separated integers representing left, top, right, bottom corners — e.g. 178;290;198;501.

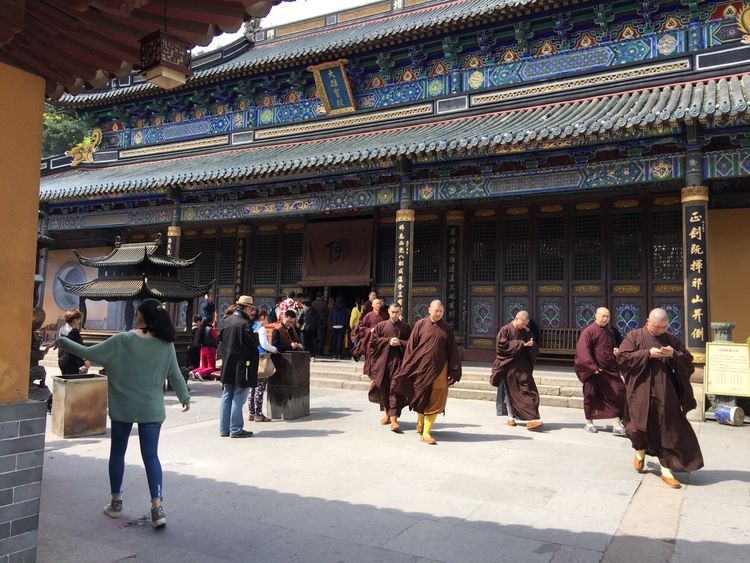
41;74;750;202
74;242;198;268
59;278;213;302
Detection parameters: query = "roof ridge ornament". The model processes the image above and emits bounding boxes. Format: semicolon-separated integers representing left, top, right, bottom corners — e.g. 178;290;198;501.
65;128;102;167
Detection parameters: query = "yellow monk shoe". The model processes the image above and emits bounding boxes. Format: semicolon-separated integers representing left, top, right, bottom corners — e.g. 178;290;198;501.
506;419;517;427
390;421;402;433
633;455;645;473
420;436;437;445
380;414;390;425
526;421;544;431
416;424;424;434
660;475;682;489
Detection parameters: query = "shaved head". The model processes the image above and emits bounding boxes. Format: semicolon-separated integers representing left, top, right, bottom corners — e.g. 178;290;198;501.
595;307;611;327
512;310;530;330
428;300;444;322
646;308;669;336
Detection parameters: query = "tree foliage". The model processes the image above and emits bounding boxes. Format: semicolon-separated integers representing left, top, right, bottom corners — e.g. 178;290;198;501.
42;103;92;158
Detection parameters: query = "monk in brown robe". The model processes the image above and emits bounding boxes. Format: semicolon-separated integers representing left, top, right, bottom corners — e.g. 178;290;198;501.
574;307;627;436
617;308;703;489
490;310;543;430
358;298;388;377
368;303;411;432
392;300;461;445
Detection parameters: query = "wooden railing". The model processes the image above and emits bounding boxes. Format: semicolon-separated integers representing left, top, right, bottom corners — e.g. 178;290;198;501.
539;327;582;360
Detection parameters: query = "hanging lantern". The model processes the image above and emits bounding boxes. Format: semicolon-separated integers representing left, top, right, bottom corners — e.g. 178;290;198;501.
139;30;192;90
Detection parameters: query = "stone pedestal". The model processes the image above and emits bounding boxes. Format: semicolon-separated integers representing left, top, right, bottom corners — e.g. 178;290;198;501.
0;400;47;562
266;352;310;420
51;375;108;438
710;322;735;342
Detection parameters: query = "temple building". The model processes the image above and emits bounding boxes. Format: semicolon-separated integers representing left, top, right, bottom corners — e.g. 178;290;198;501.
39;0;750;362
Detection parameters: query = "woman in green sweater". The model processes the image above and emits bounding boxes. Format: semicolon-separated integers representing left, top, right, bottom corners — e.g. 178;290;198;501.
57;298;190;529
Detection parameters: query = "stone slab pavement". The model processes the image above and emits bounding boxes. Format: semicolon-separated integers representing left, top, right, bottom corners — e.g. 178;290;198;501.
36;372;750;563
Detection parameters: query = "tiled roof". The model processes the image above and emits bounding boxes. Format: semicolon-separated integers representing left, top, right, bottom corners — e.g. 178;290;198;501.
75;243;198;268
41;74;750;202
58;0;573;107
59;278;213;301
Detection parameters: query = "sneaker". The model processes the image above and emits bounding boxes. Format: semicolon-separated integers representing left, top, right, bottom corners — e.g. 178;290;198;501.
103;499;123;518
151;505;166;528
230;429;254;438
613;425;627;437
193;372;204;381
585;424;598;433
254;415;272;422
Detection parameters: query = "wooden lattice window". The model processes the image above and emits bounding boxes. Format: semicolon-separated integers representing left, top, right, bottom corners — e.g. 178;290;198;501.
252;235;280;285
536;216;565;281
470;222;497;282
573;215;603;281
197;237;217;285
280;233;304;285
611;212;642;280
376;224;396;285
217;237;237;285
413;224;440;283
651;209;682;281
178;238;198;285
503;218;529;282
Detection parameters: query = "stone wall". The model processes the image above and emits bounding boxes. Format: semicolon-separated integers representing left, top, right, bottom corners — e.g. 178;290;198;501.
0;401;47;562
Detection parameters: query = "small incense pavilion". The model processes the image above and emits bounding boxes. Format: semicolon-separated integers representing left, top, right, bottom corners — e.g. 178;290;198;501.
60;234;213;330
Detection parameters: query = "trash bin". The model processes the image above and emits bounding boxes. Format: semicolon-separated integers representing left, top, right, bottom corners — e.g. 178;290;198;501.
266;352;310;420
51;374;108;438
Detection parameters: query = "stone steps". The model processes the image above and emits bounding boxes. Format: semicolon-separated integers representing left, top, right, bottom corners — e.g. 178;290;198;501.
308;360;584;409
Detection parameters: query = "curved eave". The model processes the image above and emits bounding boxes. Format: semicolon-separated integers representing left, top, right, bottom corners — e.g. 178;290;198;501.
40;73;750;203
59;277;215;302
55;0;580;109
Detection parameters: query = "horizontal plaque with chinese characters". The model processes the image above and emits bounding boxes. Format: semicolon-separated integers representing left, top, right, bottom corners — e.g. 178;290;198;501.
705;342;750;397
307;59;356;116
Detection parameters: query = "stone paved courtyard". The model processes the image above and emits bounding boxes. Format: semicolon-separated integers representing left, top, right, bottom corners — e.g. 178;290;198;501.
37;375;750;563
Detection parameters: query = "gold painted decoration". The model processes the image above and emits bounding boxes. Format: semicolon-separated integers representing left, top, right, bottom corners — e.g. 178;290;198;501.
504;285;528;294
474;209;496;217
66;128;102;167
472;285;496;295
575;202;600;211
237;225;251;236
376;287;395;296
379;216;396;224
257;224;279;232
574;284;601;294
221;226;237;234
446;210;465;222
506;207;529;215
655;284;683;294
411;286;439;295
167;226;181;237
613;284;641;295
468;70;484;89
681;186;709;203
218;287;234;296
540;204;564;213
538;284;564;294
470;338;495;347
307;59;356;116
613;199;640;208
286;223;305;230
395;209;415;222
253;288;276;296
653;196;680;206
415;213;439;222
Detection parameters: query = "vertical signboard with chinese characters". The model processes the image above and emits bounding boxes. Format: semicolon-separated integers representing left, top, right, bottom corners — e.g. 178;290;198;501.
445;210;464;332
682;186;709;355
395;209;415;323
307;59;356;116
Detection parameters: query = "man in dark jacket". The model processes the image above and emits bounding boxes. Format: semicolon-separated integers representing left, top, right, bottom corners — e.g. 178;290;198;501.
218;295;259;438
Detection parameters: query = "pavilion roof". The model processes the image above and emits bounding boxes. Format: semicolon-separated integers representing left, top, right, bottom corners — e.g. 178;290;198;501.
56;0;578;108
74;242;199;268
58;277;213;302
0;0;291;99
40;73;750;202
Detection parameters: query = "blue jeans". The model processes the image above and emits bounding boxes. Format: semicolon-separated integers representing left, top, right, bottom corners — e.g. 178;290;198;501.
331;327;346;358
220;384;250;436
109;421;162;500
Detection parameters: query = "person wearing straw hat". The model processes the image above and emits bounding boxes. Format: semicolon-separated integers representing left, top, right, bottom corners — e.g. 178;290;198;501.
218;295;259;438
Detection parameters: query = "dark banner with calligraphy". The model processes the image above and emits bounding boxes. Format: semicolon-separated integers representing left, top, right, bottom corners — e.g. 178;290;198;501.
395;211;414;321
307;59;356;116
684;203;708;349
301;219;373;286
446;224;461;331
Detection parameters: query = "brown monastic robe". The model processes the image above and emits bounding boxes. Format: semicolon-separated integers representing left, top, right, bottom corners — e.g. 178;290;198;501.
574;323;626;420
358;309;389;375
392;317;462;414
490;322;540;421
617;327;703;472
368;319;411;416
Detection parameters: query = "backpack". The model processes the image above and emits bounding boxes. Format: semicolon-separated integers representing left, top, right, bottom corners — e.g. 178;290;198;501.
202;326;218;348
